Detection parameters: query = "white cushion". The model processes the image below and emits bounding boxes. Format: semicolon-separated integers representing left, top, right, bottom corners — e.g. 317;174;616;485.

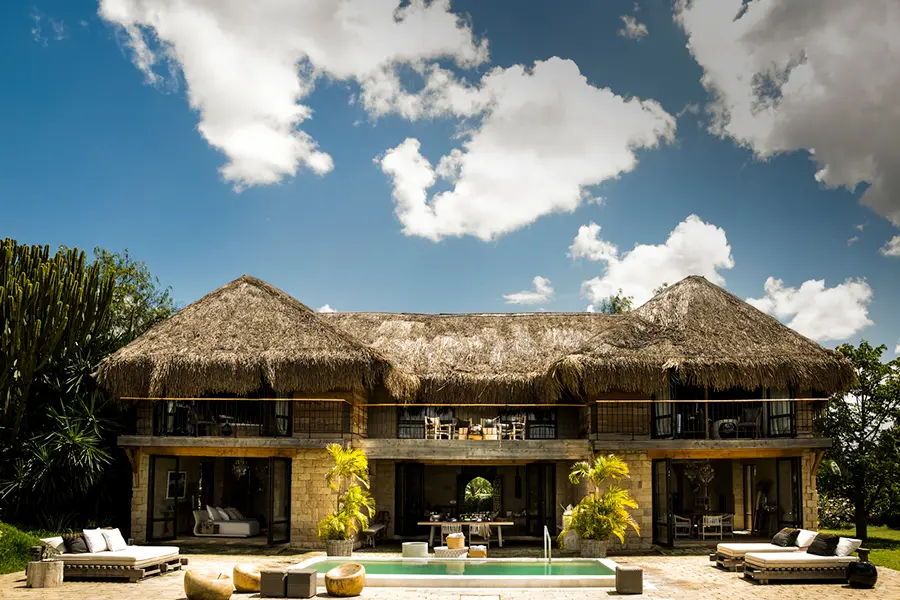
206;505;218;522
745;551;857;568
40;536;66;554
215;507;230;521
102;528;128;552
82;528;108;553
836;537;862;557
795;529;818;548
224;508;241;520
229;507;245;519
53;546;179;567
716;542;799;558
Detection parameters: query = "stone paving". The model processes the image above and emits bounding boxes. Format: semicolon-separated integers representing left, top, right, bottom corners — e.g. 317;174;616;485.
1;553;897;600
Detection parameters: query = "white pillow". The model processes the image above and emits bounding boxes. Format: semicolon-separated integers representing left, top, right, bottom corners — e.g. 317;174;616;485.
795;529;818;548
82;528;108;553
229;507;245;519
836;537;862;557
206;505;218;522
215;507;230;521
40;536;66;554
224;508;241;520
102;528;128;552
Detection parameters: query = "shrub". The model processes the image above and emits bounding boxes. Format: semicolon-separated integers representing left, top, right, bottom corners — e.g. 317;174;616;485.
0;522;43;575
818;494;854;529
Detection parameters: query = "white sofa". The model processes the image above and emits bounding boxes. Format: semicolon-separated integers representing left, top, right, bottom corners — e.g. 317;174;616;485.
193;509;261;538
40;537;185;582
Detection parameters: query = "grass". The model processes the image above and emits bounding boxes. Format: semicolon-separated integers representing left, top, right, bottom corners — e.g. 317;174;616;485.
0;522;46;575
823;525;900;571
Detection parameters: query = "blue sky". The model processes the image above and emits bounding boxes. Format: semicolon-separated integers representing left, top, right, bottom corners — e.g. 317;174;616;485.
3;0;899;354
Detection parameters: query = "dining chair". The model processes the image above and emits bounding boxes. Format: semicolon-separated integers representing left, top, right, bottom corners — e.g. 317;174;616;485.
425;416;452;440
700;515;723;540
507;415;527;440
440;523;462;545
721;513;734;538
673;515;692;539
470;522;491;548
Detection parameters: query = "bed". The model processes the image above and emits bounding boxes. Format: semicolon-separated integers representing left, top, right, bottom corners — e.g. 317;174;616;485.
193;508;261;538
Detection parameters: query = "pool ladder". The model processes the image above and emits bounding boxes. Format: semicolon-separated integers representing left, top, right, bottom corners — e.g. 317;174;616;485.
543;525;552;565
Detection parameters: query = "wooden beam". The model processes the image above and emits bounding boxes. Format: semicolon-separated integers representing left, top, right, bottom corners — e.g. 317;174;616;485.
647;448;805;459
142;446;298;458
122;448;140;487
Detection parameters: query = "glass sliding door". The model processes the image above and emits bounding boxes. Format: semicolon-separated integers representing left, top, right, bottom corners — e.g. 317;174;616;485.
149;455;180;541
267;457;291;544
525;463;556;536
776;457;802;528
394;462;425;535
652;459;673;546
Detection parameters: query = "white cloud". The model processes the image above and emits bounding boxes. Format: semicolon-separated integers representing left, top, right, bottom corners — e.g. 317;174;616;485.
380;57;675;241
747;277;873;342
896;341;900;355
98;0;487;188
504;276;554;305
568;222;619;263
316;304;336;313
856;223;866;231
847;236;859;246
676;0;900;227
31;11;66;45
618;15;648;40
881;236;900;257
578;215;734;309
677;103;700;118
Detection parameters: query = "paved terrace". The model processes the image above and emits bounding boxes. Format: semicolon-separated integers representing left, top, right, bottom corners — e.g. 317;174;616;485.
1;552;897;600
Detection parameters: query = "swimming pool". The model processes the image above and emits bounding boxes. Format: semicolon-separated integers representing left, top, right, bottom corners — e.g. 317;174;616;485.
292;556;618;588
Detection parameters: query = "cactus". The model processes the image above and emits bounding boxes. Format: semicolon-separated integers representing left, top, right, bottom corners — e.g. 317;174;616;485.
0;239;114;439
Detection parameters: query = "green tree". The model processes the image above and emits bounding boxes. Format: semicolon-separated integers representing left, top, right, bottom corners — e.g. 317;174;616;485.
596;289;634;314
91;248;176;350
559;454;640;545
818;341;900;540
0;240;113;440
318;444;375;541
653;282;669;296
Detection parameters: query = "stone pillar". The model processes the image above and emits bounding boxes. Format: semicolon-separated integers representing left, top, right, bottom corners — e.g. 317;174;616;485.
291;448;336;549
801;452;819;530
130;452;150;543
732;459;745;531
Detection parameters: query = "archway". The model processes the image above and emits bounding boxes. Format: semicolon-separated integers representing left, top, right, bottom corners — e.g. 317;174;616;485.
462;476;493;514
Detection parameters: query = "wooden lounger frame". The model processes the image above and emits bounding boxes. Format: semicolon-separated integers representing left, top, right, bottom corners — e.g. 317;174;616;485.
709;551;744;571
742;548;868;584
61;556;188;583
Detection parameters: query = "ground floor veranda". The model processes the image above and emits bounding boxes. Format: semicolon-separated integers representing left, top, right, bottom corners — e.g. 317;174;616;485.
129;445;820;551
3;551;895;599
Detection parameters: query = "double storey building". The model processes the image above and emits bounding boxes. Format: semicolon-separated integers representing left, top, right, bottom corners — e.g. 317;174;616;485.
102;275;852;550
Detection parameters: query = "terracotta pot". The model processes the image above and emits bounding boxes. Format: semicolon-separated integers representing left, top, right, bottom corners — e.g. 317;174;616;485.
232;564;262;593
184;570;233;600
325;563;366;597
325;539;354;557
580;539;608;558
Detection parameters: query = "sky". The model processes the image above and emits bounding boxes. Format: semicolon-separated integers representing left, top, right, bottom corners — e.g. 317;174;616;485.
2;0;900;355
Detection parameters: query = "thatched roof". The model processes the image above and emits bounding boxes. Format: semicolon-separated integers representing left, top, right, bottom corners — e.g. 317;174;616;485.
550;276;855;397
322;312;616;404
97;275;416;399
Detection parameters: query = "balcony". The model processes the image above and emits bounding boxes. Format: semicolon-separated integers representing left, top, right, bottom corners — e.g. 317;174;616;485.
590;399;824;442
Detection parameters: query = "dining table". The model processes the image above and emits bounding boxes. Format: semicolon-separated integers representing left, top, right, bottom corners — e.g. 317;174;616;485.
417;520;515;547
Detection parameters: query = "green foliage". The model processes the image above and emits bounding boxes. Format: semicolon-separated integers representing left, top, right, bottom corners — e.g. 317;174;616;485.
596;289;634;314
653;282;669;296
0;522;43;575
90;247;176;351
318;444;374;541
818;341;900;539
559;454;640;546
822;526;900;572
818;491;854;529
0;240;114;440
463;477;493;513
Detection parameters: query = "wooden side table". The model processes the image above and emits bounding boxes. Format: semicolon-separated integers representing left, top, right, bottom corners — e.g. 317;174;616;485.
26;561;63;588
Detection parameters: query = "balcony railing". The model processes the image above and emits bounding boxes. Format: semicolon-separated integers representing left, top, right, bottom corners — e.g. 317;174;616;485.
367;406;582;440
152;400;292;437
590;399;824;441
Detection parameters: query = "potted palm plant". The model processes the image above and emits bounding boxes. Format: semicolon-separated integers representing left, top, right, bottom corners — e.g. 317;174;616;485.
558;454;640;558
317;443;375;556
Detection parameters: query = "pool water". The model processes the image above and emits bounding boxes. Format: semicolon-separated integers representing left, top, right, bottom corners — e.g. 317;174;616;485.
309;559;614;577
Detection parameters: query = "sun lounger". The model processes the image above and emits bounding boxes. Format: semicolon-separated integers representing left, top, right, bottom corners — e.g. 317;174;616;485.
712;542;801;570
742;548;868;584
41;538;187;583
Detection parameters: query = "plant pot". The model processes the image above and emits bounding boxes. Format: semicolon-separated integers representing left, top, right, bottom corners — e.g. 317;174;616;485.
325;539;354;556
580;539;608;558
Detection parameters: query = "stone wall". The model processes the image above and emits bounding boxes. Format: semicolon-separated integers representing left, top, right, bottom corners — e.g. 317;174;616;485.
290;448;337;549
130;452;150;543
591;449;653;551
800;452;819;530
370;460;395;537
